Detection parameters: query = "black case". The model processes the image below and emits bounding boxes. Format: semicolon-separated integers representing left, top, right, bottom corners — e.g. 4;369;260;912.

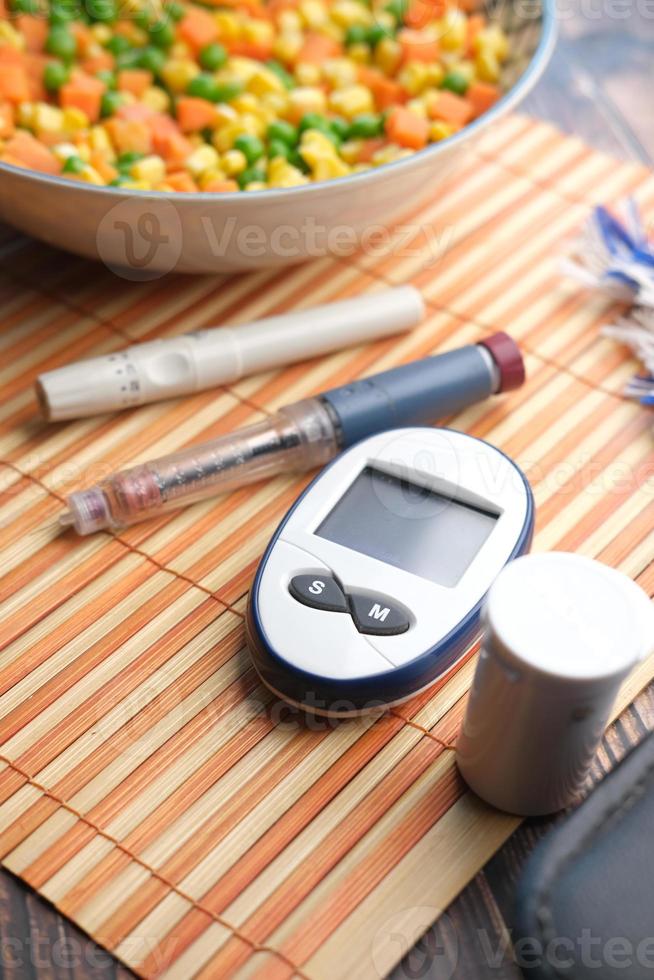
515;730;654;980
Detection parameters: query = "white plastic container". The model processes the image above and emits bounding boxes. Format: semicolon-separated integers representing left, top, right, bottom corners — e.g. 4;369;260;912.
456;552;654;816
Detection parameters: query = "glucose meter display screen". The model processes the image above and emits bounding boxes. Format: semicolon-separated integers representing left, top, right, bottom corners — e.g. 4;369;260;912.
316;467;499;587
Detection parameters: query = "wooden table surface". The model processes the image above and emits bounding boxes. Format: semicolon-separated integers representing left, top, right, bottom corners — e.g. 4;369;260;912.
1;5;652;979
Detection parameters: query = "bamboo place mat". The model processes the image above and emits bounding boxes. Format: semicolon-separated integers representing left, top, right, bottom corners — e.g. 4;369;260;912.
0;113;653;980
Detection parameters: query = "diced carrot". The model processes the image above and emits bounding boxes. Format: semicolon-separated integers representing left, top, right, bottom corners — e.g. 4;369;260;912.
358;66;406;110
0;63;31;104
265;0;299;14
0;101;15;138
82;51;115;74
165;170;198;192
405;0;445;29
178;7;219;50
203;177;238;191
1;131;61;174
385;105;429;149
466;13;485;50
105;117;152;154
70;20;94;55
428;89;473;126
297;33;342;63
356;137;386;163
117;68;153;97
148;113;193;163
16;15;48;53
60;75;106;123
466;81;500;117
176;96;216;132
90;150;118;183
225;38;274;59
117;102;157;121
398;29;440;63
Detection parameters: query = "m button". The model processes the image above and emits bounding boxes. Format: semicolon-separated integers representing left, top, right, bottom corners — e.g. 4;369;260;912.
349;592;410;636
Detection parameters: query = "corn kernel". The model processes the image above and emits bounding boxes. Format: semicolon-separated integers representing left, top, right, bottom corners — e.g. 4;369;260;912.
322;57;358;89
424;62;445;87
76;164;104;185
89;125;115;158
0;21;25;50
278;10;302;32
131;154;166;183
299;0;329;27
473;25;509;61
268;157;309;187
288;86;327;118
475;49;500;82
328;84;374;118
185;144;220;178
273;32;303;63
261;91;289;116
398;61;430;96
244;181;267;190
90;23;112;44
221;148;248;175
160;59;199;93
242;18;274;44
62;107;90;132
16;103;35;129
438;9;466;51
52;142;79;162
214;10;241;39
300;130;350;179
295;62;322;86
375;37;402;75
170;40;191;58
429;120;456;140
406;97;428;118
371;143;410;165
141;86;171;113
247;66;286;97
347;42;371;64
330;0;372;26
199;167;227;189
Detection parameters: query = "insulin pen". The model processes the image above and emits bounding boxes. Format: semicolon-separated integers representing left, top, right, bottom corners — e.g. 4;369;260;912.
60;333;524;535
36;287;424;421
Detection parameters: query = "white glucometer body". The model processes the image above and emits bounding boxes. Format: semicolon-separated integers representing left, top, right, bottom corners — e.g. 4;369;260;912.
247;427;534;716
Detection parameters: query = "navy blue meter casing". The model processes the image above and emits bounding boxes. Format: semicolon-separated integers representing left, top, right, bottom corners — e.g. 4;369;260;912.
247;428;534;717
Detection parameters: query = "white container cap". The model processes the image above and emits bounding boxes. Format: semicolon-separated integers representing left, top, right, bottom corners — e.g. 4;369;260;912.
485;551;654;686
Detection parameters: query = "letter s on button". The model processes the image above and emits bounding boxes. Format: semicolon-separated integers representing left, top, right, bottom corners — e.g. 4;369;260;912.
309;580;326;595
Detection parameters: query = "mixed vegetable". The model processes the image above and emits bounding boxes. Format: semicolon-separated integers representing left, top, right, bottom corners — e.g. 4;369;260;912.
0;0;510;190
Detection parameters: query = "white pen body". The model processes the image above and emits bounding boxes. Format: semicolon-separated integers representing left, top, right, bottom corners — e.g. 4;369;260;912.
37;287;424;421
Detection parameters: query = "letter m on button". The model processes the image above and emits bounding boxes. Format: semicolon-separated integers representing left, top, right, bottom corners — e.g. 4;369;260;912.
368;603;390;622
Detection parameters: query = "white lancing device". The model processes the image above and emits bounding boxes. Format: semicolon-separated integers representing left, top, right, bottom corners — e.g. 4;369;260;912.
36;286;425;421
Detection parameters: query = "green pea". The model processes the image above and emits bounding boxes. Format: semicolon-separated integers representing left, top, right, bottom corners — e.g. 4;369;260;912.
237;165;266;189
87;0;117;21
115;48;142;71
267;138;291;160
299;113;339;145
348;112;384;138
329;116;349;141
345;24;369;45
265;59;295;89
186;72;219;101
441;70;469;95
288;148;310;173
62;155;85;174
149;19;175;48
105;34;131;55
95;68;116;89
133;9;151;29
12;0;41;13
45;26;76;62
109;174;132;186
166;0;184;20
234;133;264;165
199;42;228;71
101;90;124;116
137;46;166;75
117;150;144;170
385;0;407;21
212;80;243;102
367;23;388;46
266;119;298;146
43;60;70;91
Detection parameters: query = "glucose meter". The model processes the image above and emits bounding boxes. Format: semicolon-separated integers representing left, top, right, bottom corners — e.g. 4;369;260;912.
246;427;534;716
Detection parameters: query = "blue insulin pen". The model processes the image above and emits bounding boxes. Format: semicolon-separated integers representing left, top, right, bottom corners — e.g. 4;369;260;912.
60;333;525;535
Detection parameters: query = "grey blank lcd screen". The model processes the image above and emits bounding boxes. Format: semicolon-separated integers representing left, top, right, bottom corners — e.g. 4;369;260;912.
315;466;499;587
